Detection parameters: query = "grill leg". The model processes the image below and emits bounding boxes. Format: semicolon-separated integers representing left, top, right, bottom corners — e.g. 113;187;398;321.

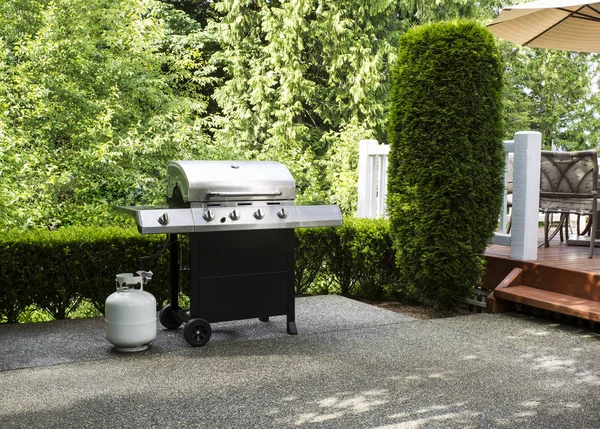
287;229;297;335
287;320;297;335
169;233;180;311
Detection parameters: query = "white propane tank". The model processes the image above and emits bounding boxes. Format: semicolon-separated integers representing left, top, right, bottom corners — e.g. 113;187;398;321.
105;271;157;352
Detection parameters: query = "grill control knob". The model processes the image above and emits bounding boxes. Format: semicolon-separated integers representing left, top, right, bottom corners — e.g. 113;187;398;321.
202;210;215;222
229;209;241;221
158;213;170;226
254;208;265;220
277;208;289;219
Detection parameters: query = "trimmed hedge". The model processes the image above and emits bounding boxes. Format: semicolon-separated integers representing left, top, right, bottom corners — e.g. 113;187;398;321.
387;21;504;309
294;227;334;296
0;227;173;322
325;218;400;300
1;219;399;323
295;218;401;300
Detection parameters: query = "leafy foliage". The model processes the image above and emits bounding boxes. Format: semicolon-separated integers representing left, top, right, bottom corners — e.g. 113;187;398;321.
2;0;599;230
334;218;400;300
294;228;333;296
0;226;174;322
296;218;401;300
208;0;399;208
387;21;505;309
0;0;216;229
398;0;501;27
500;44;600;149
3;220;401;323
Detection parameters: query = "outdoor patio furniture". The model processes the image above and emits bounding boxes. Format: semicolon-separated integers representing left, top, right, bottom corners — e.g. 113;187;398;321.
539;149;599;259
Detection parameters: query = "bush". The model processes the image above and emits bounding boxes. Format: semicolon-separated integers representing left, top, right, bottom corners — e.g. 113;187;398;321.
323;218;401;300
0;233;35;323
1;219;402;323
322;222;358;297
295;219;399;300
387;21;504;309
317;217;403;300
294;227;334;296
0;227;173;322
344;218;400;300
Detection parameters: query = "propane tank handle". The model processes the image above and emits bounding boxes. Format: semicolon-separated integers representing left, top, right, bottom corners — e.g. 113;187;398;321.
115;273;134;291
115;271;153;292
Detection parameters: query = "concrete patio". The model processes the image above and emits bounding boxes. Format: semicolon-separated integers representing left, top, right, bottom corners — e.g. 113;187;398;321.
2;295;600;428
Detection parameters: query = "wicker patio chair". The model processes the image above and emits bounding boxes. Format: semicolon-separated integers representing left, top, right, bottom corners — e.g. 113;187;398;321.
539;149;599;259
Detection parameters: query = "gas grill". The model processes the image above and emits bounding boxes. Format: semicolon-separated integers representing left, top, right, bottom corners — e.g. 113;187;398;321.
120;160;342;346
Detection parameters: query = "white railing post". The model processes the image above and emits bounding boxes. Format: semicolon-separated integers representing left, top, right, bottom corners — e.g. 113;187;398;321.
510;131;541;260
357;140;378;217
499;141;514;234
357;139;390;218
492;140;514;246
379;154;389;217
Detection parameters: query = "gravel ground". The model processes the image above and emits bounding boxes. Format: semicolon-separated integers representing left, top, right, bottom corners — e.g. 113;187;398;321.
2;295;600;429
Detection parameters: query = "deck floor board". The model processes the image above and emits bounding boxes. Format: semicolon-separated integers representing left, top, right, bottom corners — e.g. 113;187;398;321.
486;228;600;274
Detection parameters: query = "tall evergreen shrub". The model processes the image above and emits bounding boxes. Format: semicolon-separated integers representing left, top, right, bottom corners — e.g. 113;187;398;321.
387;21;504;309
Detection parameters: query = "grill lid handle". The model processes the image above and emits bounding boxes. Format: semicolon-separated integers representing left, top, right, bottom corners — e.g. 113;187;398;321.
206;190;283;198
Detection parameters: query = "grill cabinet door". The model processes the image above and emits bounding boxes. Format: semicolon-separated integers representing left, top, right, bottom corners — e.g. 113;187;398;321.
189;230;294;323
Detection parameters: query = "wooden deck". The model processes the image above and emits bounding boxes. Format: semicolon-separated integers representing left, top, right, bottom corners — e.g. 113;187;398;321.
486;229;600;274
483;229;600;321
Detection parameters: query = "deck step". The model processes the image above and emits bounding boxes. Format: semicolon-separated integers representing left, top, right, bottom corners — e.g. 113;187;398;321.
494;286;600;322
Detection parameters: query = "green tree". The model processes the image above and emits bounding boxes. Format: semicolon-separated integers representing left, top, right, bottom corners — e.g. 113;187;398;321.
0;0;216;229
500;44;600;150
400;1;600;151
398;0;501;27
207;0;399;209
387;21;505;309
159;0;225;118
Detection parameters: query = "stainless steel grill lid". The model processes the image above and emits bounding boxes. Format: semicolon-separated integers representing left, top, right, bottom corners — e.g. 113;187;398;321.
167;160;296;204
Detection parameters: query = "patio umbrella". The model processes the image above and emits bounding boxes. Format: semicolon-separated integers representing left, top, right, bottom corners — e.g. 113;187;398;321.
488;0;600;52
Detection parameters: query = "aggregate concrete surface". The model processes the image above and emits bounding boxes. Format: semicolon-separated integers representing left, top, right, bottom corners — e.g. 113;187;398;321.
2;295;600;428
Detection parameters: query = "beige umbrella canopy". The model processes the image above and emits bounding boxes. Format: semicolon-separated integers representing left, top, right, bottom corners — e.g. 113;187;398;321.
488;0;600;52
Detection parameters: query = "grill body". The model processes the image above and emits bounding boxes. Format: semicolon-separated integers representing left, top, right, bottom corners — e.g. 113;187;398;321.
120;160;341;346
189;229;294;327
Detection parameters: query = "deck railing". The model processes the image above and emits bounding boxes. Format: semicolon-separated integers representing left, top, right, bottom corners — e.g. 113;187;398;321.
357;140;390;219
356;131;542;260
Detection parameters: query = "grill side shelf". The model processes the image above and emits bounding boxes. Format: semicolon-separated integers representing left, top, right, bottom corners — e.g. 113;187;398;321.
295;205;343;228
115;205;168;215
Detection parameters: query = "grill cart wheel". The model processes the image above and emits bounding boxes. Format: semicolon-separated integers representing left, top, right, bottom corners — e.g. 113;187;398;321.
159;304;183;330
184;318;212;347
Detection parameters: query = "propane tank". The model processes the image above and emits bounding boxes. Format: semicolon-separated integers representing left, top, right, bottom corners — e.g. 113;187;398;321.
105;271;156;352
